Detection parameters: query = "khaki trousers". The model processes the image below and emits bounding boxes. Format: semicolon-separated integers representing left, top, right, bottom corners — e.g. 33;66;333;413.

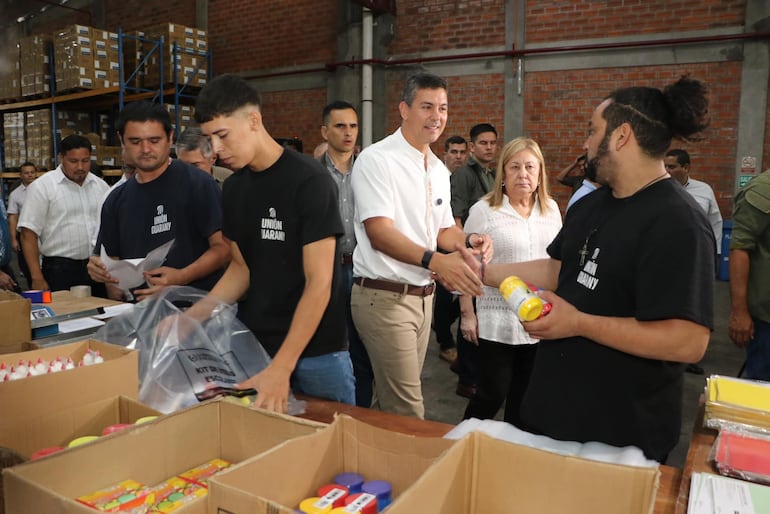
350;283;433;419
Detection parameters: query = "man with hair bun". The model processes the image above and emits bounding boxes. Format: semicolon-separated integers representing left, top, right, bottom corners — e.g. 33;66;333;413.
470;76;714;462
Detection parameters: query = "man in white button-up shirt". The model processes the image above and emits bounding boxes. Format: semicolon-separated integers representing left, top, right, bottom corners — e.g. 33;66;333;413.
18;135;109;293
350;72;492;418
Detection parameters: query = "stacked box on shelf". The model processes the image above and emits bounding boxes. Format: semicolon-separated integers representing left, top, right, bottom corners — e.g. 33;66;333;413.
2;113;26;167
98;113;112;144
194;27;209;85
20;34;52;97
92;29;119;87
54;24;99;91
121;30;147;90
166;104;196;134
0;41;21;100
56;110;92;137
25;110;54;171
94;145;122;168
142;23;208;88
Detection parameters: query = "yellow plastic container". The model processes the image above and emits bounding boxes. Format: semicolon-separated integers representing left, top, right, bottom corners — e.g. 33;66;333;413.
67;435;99;448
299;497;333;514
499;276;544;322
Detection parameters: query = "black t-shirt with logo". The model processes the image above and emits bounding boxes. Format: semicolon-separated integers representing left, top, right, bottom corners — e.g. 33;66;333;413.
520;178;715;462
222;149;346;358
97;159;224;291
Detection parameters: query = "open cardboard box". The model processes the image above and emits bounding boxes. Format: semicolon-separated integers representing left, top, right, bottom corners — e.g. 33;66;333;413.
207;414;455;513
386;430;660;514
1;395;159;460
0;339;138;422
0;291;31;354
3;400;326;514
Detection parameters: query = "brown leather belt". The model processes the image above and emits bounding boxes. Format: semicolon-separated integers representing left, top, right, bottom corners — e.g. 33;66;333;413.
341;253;354;265
353;277;435;297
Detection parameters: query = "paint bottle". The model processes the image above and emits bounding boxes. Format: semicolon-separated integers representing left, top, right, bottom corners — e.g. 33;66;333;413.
499;276;550;322
342;493;378;514
361;480;392;512
298;497;332;514
316;484;349;509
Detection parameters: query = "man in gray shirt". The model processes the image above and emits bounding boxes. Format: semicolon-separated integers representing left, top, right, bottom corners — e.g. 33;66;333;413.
318;100;373;407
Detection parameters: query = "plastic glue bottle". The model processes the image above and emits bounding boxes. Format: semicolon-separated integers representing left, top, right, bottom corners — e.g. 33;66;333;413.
499;276;551;322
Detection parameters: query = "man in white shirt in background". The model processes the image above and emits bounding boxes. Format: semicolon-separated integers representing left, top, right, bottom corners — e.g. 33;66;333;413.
19;135;109;294
7;161;38;288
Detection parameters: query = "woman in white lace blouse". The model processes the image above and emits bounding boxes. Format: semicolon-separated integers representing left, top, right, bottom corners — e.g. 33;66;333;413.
459;137;562;426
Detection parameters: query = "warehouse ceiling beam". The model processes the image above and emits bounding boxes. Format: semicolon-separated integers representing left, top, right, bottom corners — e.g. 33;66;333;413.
8;0;93;27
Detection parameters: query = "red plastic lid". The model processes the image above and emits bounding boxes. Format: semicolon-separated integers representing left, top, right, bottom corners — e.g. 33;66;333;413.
316;484;349;508
30;446;64;461
102;423;133;435
343;493;377;514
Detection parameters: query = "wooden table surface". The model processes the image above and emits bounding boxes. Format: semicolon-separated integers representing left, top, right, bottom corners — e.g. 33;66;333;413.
673;401;718;514
48;290;125;316
299;396;682;514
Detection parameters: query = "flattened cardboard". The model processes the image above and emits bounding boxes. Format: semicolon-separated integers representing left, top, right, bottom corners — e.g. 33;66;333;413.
3;401;325;514
386;431;660;514
0;395;159;459
208;414;455;514
0;291;31;354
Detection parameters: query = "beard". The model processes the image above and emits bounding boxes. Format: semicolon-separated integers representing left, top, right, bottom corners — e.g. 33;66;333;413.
584;132;610;184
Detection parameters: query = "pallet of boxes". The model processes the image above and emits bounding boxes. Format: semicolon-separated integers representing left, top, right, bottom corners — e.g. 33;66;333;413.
53;25;120;92
142;23;209;90
0;40;21;102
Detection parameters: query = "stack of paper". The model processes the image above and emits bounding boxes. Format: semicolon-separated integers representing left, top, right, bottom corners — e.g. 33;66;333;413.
689;472;770;514
704;375;770;431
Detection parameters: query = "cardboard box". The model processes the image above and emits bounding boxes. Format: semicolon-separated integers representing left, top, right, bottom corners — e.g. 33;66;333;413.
3;401;325;514
0;395;158;460
0;291;30;354
207;414;454;513
0;340;138;428
386;431;660;514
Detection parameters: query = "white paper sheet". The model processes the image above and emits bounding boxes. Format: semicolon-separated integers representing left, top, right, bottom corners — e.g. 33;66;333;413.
100;239;175;291
58;317;106;333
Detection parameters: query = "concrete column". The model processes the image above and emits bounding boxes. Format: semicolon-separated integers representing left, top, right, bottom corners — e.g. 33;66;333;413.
505;0;525;139
196;0;208;30
733;0;770;191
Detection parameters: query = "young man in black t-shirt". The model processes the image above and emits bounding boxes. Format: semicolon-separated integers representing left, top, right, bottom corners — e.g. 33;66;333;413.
470;77;714;462
186;74;354;413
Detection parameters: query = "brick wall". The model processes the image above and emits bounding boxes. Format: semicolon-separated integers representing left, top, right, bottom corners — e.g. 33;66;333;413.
261;88;328;153
526;0;746;43
527;62;742;214
390;0;506;55
207;0;338;74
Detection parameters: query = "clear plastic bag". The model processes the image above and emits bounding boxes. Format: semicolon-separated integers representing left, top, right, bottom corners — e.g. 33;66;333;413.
95;286;305;415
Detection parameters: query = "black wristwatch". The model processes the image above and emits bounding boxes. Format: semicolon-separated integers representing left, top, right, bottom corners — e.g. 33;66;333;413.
421;250;435;270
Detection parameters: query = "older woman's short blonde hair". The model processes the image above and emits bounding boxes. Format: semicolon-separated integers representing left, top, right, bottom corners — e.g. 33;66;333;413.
486;137;553;212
